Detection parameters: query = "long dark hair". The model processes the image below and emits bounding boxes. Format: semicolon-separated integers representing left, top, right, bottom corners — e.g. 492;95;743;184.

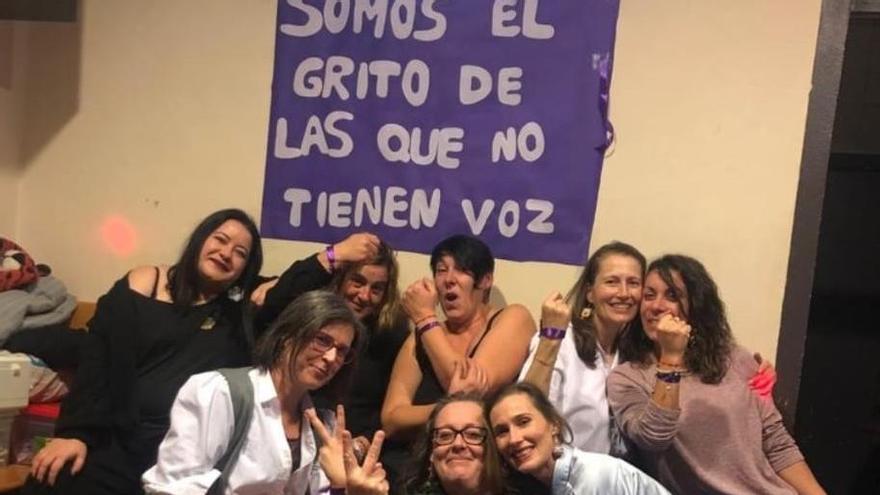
566;242;645;369
618;254;734;384
253;290;364;402
405;392;505;495
166;208;263;310
330;239;403;332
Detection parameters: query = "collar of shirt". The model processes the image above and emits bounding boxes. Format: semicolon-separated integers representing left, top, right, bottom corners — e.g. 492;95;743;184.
552;445;576;493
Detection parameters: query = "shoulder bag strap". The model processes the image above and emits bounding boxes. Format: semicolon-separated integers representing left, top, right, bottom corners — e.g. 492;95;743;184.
206;367;255;495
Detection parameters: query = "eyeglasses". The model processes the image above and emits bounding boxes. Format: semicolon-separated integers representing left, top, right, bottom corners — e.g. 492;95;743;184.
432;426;488;446
309;332;354;364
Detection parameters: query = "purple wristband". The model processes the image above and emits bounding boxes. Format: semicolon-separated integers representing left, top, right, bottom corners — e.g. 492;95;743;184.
325;245;337;272
656;370;682;383
416;320;441;339
540;326;566;340
329;488;346;495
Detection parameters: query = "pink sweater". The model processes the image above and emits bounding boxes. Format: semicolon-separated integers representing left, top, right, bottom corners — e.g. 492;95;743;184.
607;346;804;494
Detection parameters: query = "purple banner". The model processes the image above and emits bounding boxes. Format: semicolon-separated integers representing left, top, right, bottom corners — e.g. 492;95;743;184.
261;0;620;265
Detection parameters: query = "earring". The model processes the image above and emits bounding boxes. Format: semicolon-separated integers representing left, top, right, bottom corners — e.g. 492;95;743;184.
552;440;564;459
580;306;593;319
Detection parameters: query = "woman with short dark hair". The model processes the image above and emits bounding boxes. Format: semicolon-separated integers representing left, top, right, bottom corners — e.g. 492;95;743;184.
382;235;536;488
608;254;825;494
383;235;536;433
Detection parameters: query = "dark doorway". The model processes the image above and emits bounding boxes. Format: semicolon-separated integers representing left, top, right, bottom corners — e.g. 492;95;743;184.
794;10;880;494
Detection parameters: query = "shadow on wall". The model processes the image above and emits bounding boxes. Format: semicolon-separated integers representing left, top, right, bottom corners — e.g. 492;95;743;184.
0;0;82;166
489;288;509;312
0;23;11;89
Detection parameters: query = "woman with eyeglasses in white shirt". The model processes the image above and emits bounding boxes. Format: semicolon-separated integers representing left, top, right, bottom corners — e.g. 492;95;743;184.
143;290;388;495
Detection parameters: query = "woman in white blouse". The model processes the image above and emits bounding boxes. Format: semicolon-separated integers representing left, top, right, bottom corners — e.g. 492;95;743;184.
143;290;387;494
520;242;646;455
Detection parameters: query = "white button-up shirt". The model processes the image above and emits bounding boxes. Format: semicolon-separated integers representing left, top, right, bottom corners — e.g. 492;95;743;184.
519;323;621;455
143;368;333;495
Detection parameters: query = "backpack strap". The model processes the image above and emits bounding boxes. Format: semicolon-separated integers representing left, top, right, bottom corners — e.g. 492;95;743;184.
206;367;255;495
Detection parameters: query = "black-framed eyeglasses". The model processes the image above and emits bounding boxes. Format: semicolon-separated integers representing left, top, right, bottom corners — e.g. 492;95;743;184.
432;426;488;446
309;332;354;364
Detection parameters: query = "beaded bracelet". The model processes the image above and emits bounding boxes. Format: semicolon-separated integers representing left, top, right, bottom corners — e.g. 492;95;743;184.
414;314;438;326
659;360;684;369
540;326;566;340
655;370;682;384
416;320;441;339
325;245;337;272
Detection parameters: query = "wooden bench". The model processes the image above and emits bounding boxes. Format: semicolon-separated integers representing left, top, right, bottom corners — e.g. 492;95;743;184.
0;464;29;493
69;301;96;330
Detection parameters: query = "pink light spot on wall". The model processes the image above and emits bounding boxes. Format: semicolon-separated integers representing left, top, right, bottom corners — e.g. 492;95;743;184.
100;215;138;257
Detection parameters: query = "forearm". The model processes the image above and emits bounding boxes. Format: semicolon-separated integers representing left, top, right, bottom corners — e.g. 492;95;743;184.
381;404;434;440
270;255;332;301
777;461;825;495
650;376;680;410
418;328;462;390
608;371;680;453
521;337;562;395
258;255;332;328
651;352;684;410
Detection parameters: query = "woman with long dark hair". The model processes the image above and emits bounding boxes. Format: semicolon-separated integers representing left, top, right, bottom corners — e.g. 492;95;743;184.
608;254;825;494
24;208;263;495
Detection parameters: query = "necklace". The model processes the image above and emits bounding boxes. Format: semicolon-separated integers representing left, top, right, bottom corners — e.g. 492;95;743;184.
200;316;216;331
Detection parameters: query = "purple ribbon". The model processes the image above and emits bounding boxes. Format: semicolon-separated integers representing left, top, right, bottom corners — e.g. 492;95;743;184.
595;53;615;153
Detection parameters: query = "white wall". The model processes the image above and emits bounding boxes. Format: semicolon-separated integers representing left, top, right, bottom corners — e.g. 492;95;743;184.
9;0;822;359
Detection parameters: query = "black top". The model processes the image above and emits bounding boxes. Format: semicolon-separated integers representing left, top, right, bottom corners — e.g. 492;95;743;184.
413;308;505;405
254;254;334;335
341;317;408;438
56;275;250;472
134;294;249;422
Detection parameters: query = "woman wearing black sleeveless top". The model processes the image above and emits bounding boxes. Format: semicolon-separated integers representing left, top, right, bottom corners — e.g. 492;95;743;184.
381;235;536;490
23;209;263;495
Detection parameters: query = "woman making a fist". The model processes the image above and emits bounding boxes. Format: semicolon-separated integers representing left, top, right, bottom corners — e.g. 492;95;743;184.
607;255;825;495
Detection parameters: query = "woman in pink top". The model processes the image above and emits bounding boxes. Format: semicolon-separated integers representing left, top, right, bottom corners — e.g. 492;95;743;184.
607;254;825;494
